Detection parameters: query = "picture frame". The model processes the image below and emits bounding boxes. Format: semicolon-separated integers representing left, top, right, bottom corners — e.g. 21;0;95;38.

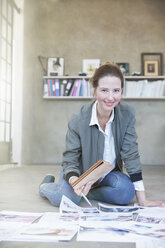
141;53;163;76
144;60;158;76
82;59;100;76
47;57;64;76
116;62;129;75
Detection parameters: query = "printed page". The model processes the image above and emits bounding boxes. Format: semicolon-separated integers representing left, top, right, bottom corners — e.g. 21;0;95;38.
0;211;43;224
98;202;143;213
60;195;99;215
5;223;78;242
38;212;79;226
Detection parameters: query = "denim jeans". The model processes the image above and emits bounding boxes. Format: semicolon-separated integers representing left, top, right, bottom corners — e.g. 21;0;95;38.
39;170;135;207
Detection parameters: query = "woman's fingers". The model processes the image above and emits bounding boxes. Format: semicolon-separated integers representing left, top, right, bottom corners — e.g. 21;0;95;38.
82;180;95;195
145;200;165;207
74;180;95;196
74;187;84;196
69;176;79;185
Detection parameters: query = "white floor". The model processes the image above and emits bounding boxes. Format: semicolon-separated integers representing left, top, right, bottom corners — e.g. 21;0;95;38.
0;164;165;248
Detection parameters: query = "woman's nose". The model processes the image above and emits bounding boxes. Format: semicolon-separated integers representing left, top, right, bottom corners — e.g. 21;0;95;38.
107;91;114;100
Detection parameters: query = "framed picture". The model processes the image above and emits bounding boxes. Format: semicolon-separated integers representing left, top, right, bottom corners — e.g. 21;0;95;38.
116;62;129;75
47;57;64;76
82;59;100;76
141;53;163;76
144;60;158;76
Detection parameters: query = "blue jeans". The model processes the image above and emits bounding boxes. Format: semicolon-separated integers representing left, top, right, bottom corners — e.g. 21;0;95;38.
39;170;135;207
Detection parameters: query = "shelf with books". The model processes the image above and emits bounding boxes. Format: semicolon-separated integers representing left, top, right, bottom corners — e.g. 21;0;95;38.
43;76;92;98
124;75;165;98
43;76;165;100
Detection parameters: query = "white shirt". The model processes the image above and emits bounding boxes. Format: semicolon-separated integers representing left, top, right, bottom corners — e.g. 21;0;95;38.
89;101;144;191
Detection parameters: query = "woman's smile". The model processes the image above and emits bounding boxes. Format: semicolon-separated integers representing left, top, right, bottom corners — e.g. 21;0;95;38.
94;76;122;116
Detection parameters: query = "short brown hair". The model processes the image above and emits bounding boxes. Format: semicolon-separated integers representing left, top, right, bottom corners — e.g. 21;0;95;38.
90;62;124;89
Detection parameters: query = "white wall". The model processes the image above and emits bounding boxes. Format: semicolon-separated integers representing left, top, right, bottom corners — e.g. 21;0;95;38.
21;0;165;165
11;0;24;164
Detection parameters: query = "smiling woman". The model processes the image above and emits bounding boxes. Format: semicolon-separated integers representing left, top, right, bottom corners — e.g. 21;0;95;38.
93;76;122;129
39;62;165;208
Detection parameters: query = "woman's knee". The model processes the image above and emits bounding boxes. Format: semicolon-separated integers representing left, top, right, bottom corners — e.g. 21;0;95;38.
100;172;135;205
102;171;131;188
114;182;135;205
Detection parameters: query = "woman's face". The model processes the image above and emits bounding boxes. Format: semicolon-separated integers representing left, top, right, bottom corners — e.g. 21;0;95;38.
94;76;122;115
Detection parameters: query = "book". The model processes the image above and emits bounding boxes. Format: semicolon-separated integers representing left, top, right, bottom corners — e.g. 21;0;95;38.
49;79;53;96
55;78;60;96
60;79;67;96
52;79;56;96
64;79;74;96
71;160;114;190
47;79;51;96
87;80;92;96
82;79;88;96
76;79;82;96
79;80;83;96
72;79;80;96
43;79;48;97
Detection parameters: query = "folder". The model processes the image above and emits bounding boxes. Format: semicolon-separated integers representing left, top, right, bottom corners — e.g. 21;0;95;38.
71;160;114;190
64;79;74;96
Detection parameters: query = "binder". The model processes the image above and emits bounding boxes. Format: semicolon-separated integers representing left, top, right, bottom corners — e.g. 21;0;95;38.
72;79;80;96
55;78;60;96
71;160;114;190
43;79;48;97
47;79;51;96
52;79;56;96
64;79;74;96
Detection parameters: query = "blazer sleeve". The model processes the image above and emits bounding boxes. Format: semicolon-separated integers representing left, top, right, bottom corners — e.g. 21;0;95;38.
62;115;82;181
120;108;143;182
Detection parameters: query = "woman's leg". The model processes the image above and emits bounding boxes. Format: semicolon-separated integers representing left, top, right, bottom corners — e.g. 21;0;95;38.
39;171;81;207
88;171;135;205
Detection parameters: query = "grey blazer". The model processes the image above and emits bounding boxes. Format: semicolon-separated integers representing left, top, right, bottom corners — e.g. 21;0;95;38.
62;101;142;183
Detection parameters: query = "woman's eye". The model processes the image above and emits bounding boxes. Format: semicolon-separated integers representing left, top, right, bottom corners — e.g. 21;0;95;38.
101;89;107;93
114;89;120;93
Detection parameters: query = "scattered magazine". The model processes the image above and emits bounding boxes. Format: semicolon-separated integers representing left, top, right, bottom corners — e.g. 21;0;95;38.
38;212;79;226
98;202;142;213
60;195;99;215
0;198;165;245
7;223;78;242
0;211;43;223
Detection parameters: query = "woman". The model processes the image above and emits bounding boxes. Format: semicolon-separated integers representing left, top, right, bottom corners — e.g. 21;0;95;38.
39;62;164;207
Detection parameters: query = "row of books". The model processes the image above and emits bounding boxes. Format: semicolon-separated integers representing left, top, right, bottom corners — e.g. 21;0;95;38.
124;80;165;97
43;78;92;97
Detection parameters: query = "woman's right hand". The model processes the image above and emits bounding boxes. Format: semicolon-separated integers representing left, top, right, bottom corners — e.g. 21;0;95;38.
69;176;94;196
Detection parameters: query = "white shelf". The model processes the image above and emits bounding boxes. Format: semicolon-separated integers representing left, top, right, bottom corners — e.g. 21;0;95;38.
43;75;165;100
43;96;92;100
43;75;90;79
43;96;165;100
43;75;165;80
125;75;165;80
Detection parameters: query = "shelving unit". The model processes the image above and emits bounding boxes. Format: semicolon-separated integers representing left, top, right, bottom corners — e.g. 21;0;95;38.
124;75;165;99
43;75;165;100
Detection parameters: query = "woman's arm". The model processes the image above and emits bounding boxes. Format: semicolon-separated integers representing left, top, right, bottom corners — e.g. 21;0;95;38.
136;190;165;207
120;106;164;207
62;116;82;181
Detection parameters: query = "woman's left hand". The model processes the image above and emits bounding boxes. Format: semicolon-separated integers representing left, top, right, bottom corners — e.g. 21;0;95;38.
136;190;165;207
141;199;165;207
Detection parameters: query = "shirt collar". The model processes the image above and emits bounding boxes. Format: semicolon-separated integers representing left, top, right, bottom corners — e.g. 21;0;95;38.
89;101;114;127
